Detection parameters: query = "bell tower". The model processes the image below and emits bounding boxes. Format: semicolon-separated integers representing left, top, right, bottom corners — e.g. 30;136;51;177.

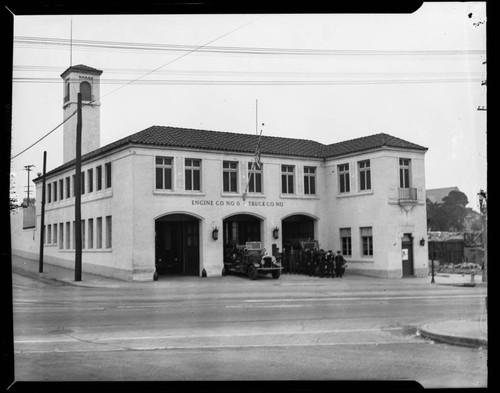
60;64;103;163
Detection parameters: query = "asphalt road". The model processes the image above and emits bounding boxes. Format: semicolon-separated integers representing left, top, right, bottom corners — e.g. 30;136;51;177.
12;272;487;388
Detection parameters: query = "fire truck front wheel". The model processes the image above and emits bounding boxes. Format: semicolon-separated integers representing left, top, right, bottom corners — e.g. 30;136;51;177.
248;265;258;280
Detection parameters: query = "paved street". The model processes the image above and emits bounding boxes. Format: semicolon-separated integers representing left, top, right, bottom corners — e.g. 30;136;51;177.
12;270;487;388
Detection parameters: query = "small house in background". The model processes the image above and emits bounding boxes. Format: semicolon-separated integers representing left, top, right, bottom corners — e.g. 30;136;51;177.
428;231;484;265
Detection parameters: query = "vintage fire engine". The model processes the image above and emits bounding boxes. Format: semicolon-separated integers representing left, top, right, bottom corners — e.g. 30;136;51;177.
223;241;282;280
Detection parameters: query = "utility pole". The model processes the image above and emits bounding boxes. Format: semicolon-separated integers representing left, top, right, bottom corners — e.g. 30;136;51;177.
478;190;487;283
39;151;47;273
23;164;35;205
75;93;82;281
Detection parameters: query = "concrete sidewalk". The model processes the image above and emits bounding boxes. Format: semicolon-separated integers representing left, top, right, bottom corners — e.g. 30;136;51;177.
11;255;488;348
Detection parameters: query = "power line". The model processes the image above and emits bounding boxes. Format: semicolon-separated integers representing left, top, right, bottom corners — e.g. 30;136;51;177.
12;65;485;79
10;16;264;159
12;76;484;85
14;35;486;57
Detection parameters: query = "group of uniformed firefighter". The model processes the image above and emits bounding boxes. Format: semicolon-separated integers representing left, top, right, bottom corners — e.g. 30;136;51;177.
277;247;347;278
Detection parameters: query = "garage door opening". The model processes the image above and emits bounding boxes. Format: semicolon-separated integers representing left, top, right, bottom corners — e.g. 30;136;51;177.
155;214;200;276
223;214;262;253
282;214;316;250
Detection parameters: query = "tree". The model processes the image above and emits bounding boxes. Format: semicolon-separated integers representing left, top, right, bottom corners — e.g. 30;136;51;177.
426;190;470;231
10;173;19;211
441;190;469;231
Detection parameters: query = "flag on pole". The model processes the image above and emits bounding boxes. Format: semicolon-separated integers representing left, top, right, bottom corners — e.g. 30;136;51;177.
243;129;263;201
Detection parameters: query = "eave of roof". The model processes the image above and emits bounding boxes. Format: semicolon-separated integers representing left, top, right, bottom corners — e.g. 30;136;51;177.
35;126;428;181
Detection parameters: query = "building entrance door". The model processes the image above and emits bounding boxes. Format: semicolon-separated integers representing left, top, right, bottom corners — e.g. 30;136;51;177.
402;234;414;277
155;214;200;276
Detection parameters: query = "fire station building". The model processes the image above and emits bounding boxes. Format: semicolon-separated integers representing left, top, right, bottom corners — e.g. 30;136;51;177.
14;64;429;281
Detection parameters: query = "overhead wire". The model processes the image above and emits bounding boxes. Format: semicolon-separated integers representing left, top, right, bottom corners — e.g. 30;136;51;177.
14;35;486;57
11;15;264;159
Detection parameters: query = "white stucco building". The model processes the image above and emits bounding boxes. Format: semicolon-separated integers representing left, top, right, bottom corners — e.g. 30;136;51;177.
12;65;429;281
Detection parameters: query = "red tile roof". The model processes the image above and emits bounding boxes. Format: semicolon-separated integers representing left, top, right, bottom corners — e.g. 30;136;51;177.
60;64;103;78
39;125;427;179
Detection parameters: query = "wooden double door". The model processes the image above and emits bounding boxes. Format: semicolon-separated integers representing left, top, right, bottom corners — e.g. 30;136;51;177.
155;215;199;276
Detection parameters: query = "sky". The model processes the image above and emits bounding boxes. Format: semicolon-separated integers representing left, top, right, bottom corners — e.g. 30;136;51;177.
9;2;487;211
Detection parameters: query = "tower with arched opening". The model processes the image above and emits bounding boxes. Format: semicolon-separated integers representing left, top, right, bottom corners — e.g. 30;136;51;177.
60;64;103;163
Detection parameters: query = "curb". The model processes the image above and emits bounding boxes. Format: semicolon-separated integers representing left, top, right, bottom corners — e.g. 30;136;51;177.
418;325;487;348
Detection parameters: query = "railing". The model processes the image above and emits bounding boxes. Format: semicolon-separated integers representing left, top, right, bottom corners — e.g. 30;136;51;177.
398;187;418;201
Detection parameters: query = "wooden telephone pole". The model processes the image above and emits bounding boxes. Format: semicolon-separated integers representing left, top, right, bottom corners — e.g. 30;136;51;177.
38;152;47;273
75;93;82;281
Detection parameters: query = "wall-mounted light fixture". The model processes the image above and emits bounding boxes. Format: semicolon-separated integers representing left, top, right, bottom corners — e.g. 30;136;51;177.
272;227;279;239
212;227;219;241
420;237;425;246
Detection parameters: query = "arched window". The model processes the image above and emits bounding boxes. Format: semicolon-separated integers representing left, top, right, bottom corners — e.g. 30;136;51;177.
64;82;70;102
80;81;92;101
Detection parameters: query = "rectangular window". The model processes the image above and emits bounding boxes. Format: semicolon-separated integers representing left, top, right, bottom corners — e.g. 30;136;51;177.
96;217;103;249
358;160;371;191
72;221;75;249
66;222;71;249
155;157;173;190
66;176;71;198
88;218;94;249
59;223;64;249
53;181;58;202
105;216;112;248
339;164;349;192
96;165;102;191
340;228;352;256
105;163;112;188
248;162;263;193
399;158;411;188
88;169;93;193
72;175;76;197
338;163;350;193
47;224;51;244
304;166;316;195
47;183;51;203
281;165;295;194
53;224;58;246
361;227;373;256
223;161;238;193
59;179;64;200
185;159;201;191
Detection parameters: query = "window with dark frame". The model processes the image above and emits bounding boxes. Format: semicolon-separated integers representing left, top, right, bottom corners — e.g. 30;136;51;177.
304;166;316;195
399;158;411;188
59;179;64;200
47;183;51;203
53;181;57;202
96;165;102;191
358;160;371;191
66;176;70;198
105;163;112;189
248;162;262;193
361;227;373;256
340;228;352;256
156;157;173;190
185;159;201;191
223;161;238;193
338;163;350;193
281;165;295;194
88;168;93;193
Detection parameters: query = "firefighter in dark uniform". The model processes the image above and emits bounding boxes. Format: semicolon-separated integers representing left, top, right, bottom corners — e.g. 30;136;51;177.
326;250;334;278
317;249;326;278
334;250;346;278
